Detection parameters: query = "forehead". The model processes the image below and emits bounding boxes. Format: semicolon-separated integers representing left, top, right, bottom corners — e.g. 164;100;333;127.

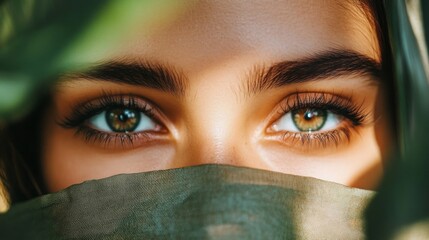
113;0;378;72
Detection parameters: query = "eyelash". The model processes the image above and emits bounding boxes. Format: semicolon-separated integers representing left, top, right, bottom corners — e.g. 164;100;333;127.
58;93;163;148
59;92;369;150
273;92;369;148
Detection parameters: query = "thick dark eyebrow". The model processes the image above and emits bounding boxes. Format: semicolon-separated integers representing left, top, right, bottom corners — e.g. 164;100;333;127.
246;50;381;95
67;61;187;96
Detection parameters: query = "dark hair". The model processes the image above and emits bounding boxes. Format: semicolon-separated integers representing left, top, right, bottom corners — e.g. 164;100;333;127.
0;1;393;204
0;96;49;203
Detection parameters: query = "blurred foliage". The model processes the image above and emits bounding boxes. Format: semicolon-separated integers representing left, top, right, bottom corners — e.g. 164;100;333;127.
0;0;186;122
365;0;429;239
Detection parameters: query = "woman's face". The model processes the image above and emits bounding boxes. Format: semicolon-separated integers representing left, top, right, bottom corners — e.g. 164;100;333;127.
42;0;391;192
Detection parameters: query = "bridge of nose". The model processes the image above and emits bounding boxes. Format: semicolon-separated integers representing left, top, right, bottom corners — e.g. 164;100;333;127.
171;65;267;169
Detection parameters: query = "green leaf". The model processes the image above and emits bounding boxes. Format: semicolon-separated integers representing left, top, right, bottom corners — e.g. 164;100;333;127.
0;0;188;121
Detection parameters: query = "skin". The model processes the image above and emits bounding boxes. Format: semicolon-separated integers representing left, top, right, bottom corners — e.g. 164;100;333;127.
42;0;392;192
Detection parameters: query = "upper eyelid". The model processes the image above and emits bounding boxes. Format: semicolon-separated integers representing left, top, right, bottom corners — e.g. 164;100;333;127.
279;92;355;111
79;93;157;112
57;94;160;129
269;92;369;127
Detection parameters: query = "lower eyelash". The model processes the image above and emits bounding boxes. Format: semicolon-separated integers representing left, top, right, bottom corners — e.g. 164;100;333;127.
75;125;155;149
279;127;353;148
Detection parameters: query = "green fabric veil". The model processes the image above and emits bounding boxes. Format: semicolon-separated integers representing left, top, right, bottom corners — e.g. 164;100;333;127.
0;165;373;239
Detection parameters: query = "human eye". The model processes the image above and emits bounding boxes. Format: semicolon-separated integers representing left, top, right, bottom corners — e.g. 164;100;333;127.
58;93;167;149
267;92;370;149
89;107;157;133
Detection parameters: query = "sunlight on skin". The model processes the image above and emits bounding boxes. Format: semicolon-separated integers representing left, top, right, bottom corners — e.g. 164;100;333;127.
42;0;392;192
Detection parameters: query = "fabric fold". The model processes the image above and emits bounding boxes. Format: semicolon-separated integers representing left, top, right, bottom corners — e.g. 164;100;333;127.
0;164;374;239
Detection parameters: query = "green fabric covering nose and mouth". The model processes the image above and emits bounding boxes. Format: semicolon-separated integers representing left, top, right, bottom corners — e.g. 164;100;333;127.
0;164;373;239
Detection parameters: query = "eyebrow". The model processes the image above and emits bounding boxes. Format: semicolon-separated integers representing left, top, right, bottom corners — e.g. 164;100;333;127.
64;50;380;98
67;61;187;96
246;50;382;95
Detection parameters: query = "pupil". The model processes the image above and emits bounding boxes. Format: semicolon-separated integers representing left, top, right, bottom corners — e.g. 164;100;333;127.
118;110;134;122
304;111;315;120
106;108;140;132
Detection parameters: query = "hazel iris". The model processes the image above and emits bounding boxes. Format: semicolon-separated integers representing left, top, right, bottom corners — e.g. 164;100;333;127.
292;108;327;132
106;108;141;132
